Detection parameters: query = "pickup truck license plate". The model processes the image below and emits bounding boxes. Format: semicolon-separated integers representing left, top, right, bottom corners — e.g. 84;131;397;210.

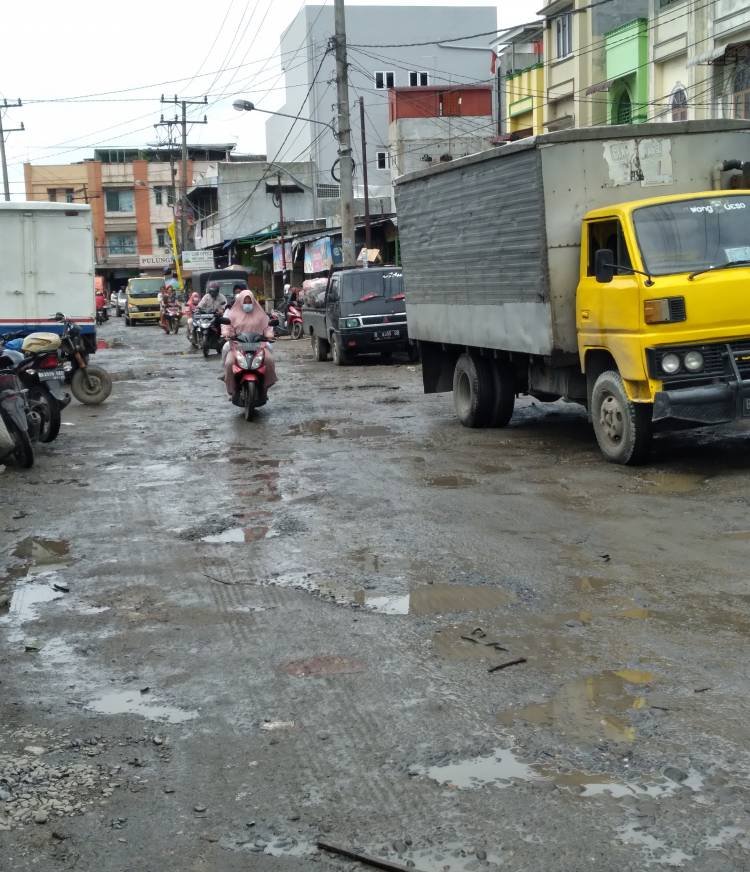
37;368;66;381
373;329;400;341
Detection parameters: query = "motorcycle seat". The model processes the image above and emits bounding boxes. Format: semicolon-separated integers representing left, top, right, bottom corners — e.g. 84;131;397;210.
22;333;62;353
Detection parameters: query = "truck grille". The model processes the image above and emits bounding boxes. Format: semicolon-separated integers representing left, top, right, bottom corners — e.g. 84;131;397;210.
360;313;407;327
648;339;750;386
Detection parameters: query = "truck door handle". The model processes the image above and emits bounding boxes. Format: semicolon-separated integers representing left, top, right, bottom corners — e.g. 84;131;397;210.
37;291;54;296
581;309;590;320
6;290;23;296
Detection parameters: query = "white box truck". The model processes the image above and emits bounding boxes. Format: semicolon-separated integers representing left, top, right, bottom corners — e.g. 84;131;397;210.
0;201;97;351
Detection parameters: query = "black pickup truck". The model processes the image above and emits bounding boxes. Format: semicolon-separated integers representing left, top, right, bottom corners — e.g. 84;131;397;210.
303;266;416;365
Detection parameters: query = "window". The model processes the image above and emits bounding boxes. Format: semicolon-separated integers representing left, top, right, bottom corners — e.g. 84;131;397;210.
376;151;390;170
555;12;573;59
409;71;429;87
154;186;163;205
106;232;137;255
317;183;340;199
671;88;688;122
733;64;750;120
587;219;632;276
156;228;167;248
374;71;395;90
105;188;135;213
64;189;75;203
47;189;57;202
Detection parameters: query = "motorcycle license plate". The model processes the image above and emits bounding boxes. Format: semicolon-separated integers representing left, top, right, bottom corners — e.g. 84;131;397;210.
37;368;67;381
373;329;401;341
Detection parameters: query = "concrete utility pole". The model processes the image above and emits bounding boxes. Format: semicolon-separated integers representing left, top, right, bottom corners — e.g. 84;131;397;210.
160;95;208;254
333;0;356;267
0;99;24;202
276;172;287;278
358;97;372;251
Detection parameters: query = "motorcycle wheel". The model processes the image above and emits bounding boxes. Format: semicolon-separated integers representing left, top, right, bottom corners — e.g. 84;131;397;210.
291;322;303;340
202;340;210;358
172;320;180;335
243;382;257;421
71;366;113;405
6;418;34;468
30;389;61;442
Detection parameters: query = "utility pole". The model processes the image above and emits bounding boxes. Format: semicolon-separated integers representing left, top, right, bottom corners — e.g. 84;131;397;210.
333;0;356;267
276;172;287;280
358;97;372;252
0;99;24;202
160;95;208;255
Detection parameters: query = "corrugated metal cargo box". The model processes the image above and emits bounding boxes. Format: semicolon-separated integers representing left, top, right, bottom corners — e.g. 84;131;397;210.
396;120;750;357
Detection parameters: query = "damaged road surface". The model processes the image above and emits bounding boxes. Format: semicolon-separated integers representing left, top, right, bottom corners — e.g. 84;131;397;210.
3;318;750;871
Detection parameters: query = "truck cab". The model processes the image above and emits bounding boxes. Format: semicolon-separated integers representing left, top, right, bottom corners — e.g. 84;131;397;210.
578;191;750;461
303;266;414;365
125;276;163;325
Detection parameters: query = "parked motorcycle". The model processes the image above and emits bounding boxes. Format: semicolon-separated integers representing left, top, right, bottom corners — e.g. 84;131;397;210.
53;313;112;405
0;338;68;442
195;311;225;358
0;354;35;468
272;302;303;340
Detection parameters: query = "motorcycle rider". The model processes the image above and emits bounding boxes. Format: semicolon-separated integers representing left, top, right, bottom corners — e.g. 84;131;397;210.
159;279;177;334
185;291;201;343
222;291;277;400
197;282;228;314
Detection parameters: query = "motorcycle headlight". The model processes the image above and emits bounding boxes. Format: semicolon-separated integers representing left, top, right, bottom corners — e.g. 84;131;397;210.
250;350;265;370
661;353;681;374
235;349;249;369
683;350;704;372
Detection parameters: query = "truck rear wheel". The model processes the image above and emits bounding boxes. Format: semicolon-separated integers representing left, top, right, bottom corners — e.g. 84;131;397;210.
312;333;329;362
490;362;515;427
591;370;652;465
453;353;495;428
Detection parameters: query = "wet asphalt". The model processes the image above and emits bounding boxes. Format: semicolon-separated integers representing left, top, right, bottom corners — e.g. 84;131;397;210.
2;317;750;871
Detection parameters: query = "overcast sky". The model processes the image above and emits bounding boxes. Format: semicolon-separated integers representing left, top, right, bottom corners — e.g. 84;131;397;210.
2;0;542;198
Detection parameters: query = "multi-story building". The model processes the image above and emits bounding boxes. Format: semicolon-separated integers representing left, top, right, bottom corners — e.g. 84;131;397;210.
539;0;648;131
494;23;545;140
387;85;494;177
649;0;750;123
24;145;239;290
263;4;497;207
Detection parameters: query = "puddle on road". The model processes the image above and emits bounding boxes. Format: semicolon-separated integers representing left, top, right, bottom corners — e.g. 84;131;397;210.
12;537;70;569
401;843;501;871
423;474;476;489
574;576;611;593
618;821;694;866
340;425;392;438
288;419;339;438
85;690;197;724
202;526;270;543
264;840;315;857
421;746;702;802
634;470;706;495
498;670;655;744
0;578;64;626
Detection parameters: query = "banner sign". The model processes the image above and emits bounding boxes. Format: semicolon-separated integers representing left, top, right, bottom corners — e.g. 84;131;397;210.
273;242;293;273
304;237;333;273
182;250;215;270
139;254;172;269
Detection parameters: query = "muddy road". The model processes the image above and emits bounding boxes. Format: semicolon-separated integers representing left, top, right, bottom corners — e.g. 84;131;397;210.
2;318;750;871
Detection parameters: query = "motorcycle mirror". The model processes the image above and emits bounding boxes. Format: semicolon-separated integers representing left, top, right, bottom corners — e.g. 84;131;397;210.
53;312;65;322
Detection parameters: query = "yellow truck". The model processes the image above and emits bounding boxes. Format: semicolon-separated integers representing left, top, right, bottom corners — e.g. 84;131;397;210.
124;276;163;325
396;120;750;464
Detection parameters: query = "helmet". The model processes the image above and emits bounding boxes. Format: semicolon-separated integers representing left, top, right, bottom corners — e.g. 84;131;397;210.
163;266;171;275
207;282;220;298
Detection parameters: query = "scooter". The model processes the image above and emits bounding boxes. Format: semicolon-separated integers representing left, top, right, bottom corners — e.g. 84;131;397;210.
272;302;303;340
54;313;112;405
0;354;35;468
0;340;68;442
163;301;181;335
197;311;225;358
226;329;276;421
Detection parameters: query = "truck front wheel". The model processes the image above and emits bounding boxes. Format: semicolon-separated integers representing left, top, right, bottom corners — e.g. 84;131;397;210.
591;370;652;465
453;353;495;428
490;362;515;427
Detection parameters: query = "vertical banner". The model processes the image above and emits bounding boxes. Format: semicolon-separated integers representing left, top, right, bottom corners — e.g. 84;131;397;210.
273;242;293;273
166;222;184;289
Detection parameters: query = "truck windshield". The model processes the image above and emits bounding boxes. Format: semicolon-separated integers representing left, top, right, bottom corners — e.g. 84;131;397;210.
342;270;404;302
129;280;163;297
634;195;750;276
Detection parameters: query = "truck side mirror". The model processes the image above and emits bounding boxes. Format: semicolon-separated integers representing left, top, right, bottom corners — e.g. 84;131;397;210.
594;249;615;284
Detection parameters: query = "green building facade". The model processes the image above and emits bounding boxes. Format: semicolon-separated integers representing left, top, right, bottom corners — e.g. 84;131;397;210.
605;18;649;125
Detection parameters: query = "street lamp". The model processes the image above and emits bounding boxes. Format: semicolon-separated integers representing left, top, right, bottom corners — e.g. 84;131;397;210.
232;98;335;133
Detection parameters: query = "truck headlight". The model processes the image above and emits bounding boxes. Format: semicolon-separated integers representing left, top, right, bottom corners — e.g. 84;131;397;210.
340;317;360;329
683;350;704;372
661;353;681;374
129;305;139;312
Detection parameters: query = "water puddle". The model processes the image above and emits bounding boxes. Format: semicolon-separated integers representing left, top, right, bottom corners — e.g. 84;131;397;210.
635;471;706;495
288;419;338;438
421;747;702;802
423;474;475;489
498;669;655;743
12;537;70;569
401;843;501;871
618;821;693;866
0;578;64;626
341;425;392;438
574;576;610;593
264;840;315;857
202;526;269;543
85;690;197;724
705;826;744;849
